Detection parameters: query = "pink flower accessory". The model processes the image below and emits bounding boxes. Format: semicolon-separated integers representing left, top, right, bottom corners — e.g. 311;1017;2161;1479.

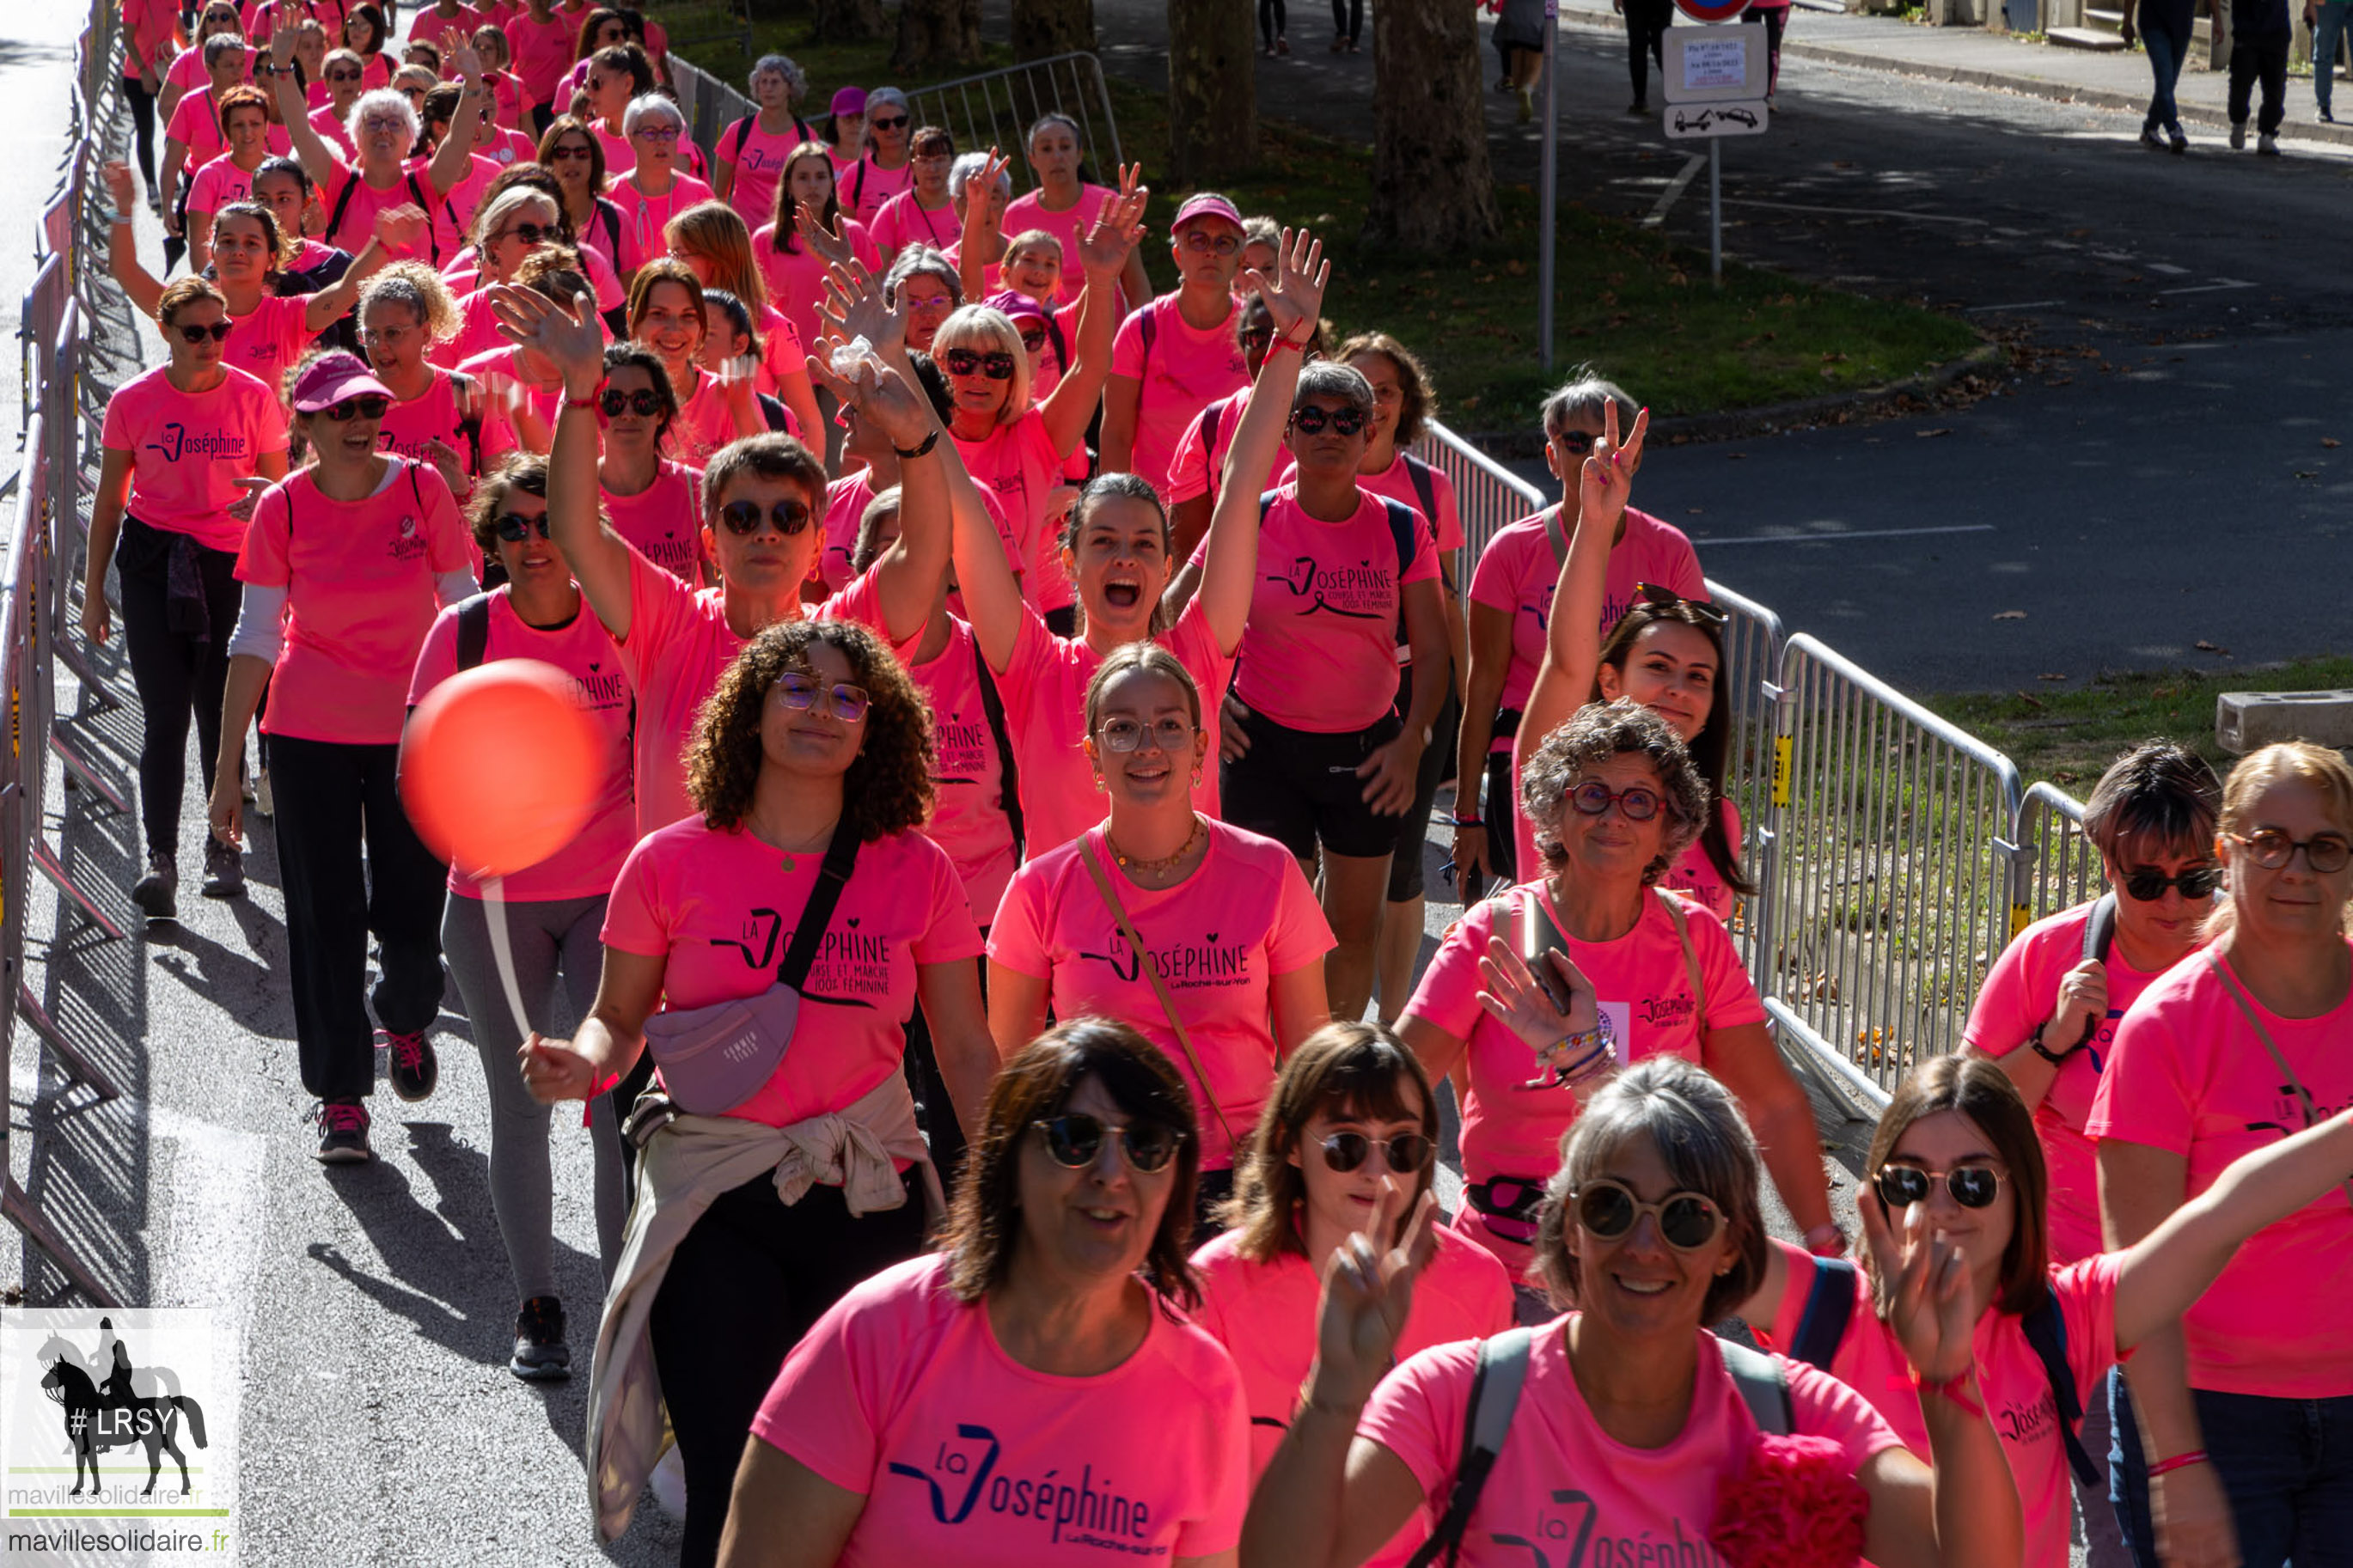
1708;1432;1869;1568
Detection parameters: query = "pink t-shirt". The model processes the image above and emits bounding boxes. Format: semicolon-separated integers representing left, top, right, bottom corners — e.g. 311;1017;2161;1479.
718;113;816;233
867;188;957;256
752;1253;1250;1566
1659;800;1742;924
901;613;1020;921
661;365;749;472
101;364;289;551
840;155;913;228
406;589;634;900
753;220;882;360
164;46;235;96
1354;451;1464;556
456;345;564;458
987;821;1335;1169
953;410;1077;615
1406;882;1765;1266
1191;1224;1511;1565
1361;1318;1902;1568
241;0;349;41
185;151;268;217
235;460;473;744
1000;186;1116;308
374;369;481;489
601;460;704;584
752;303;806;403
1965;900;2198;1264
2086;944;2353;1398
165;92;293;170
501;9;575;103
819;469;1020;608
588;122;634;177
1109;293;1248;504
1232;484;1439;734
602;818;982;1127
123;0;180;82
608;173;716;277
219;293;314;400
1166;386;1277;509
320;162;443;260
308;101;358;158
429;152;503;261
995;598;1236;857
1760;1239;2120;1568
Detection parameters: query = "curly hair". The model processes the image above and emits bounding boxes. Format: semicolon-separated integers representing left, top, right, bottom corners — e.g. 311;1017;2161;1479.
1519;698;1708;884
1336;331;1437;448
358;260;460;347
684;619;935;839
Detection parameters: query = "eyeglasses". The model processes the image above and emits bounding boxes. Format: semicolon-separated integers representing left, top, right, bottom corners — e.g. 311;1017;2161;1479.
1289;406;1366;437
1033;1113;1183;1174
1178;230;1241;256
2118;863;2224;902
1632;582;1727;629
174;320;235;344
869;113;909;131
1018;327;1047;352
2232;829;2353;874
1553;429;1601;455
633;124;681;141
360;114;409;133
1095;716;1194;753
326;68;361;82
773;672;871;722
500;221;554;246
493;512;552;542
1873;1164;2005;1211
941;347;1017;381
549;143;594;162
1568;781;1661;821
1319;1131;1433;1174
717;497;814;536
598;387;663;418
1572;1180;1727;1252
315;394;391;421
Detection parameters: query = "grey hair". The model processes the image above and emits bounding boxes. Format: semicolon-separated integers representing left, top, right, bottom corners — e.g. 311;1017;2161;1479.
1531;1056;1766;1321
1541;368;1639;442
865;85;910;117
1242;214;1281;250
882;246;963;309
345;87;420;154
1519;699;1708;882
1291;360;1374;421
204;31;250;66
2083;741;2222;862
749;53;806;101
622;93;686;136
949;150;1011;202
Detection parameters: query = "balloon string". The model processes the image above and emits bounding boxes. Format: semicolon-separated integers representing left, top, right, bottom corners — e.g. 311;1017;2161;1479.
480;873;532;1047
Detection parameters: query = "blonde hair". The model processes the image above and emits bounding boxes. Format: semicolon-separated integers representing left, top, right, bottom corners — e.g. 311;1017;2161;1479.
931;304;1031;424
663;200;768;314
2207;741;2353;942
357;260;460;345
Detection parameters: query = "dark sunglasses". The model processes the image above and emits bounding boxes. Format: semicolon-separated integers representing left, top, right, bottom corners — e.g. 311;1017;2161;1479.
1568;781;1661;821
502;221;554;245
941;346;1017;381
2118;863;2223;902
1320;1131;1433;1175
1034;1113;1183;1173
717;498;814;536
2233;829;2353;874
175;320;235;344
316;394;391;421
1290;406;1366;437
326;68;362;82
1553;428;1600;455
599;387;664;418
1873;1164;2005;1211
1633;582;1727;629
869;113;909;130
1018;327;1048;352
549;144;595;161
773;672;870;722
493;512;552;542
1573;1180;1726;1252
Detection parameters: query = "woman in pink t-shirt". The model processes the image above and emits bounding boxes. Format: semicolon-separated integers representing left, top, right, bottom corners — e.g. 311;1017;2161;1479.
2089;741;2353;1568
85;278;290;919
989;646;1335;1217
1164;298;1328;560
1193;1022;1511;1567
626;259;761;471
1102;192;1252;497
603;95;713;280
881;244;961;355
521;618;997;1568
751;144;880;382
1401;699;1831;1291
590;340;706;583
840;84;914;228
663;199;821;438
123;0;189;200
866;125;956;265
1004;112;1153;311
730;1019;1250;1567
209;351;480;1165
574;40;649;174
1247;1053;2026;1568
540;115;626;275
355;265;497;510
502;0;575;126
160;34;266;271
711;53;818;229
431;183;566;368
184;86;281;274
305;47;369;156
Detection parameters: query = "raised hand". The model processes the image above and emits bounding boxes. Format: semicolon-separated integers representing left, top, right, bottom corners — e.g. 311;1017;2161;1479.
806;323;932;453
794;198;853;267
1576;400;1647;534
816;255;903;362
1075;164;1149;280
1238;225;1329;344
102;159;136;213
375;202;430;253
1860;1187;1976;1382
1305;1180;1439;1415
486;282;605;390
270;22;296;70
451;43;483;81
425;437;467;499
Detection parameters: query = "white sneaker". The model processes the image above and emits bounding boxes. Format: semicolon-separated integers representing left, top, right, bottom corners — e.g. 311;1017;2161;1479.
647;1442;688;1518
2258;131;2281;155
254;766;273;817
2230;120;2247;149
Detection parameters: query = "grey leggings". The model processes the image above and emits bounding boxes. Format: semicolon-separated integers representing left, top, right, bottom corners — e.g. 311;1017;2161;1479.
442;889;626;1303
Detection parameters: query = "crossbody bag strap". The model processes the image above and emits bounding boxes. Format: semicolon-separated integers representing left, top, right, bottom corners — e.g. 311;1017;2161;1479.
2205;949;2353;1206
1404;1327;1535;1568
1656;888;1706;1026
1077;833;1237;1155
779;828;863;991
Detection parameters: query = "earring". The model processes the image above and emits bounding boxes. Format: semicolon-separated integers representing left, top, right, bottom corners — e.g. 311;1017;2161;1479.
1092;772;1106;792
1191;768;1202;787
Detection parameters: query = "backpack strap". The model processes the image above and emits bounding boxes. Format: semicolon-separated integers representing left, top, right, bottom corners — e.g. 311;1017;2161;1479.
449;370;483;477
725;113;755;162
1403;451;1439;530
970;637;1024;863
454;590;493;671
2020;1286;2102;1488
324;168;364;249
1137;298;1158;372
1405;1327;1535;1568
1719;1337;1793;1437
2081;891;2118;965
1787;1256;1858;1372
1543;505;1568;567
779;827;862;991
1654;889;1707;1027
596;196;623;259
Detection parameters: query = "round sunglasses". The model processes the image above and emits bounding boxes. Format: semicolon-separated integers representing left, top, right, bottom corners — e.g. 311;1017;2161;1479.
1572;1180;1726;1252
598;387;664;418
174;320;234;344
1872;1163;2005;1211
1033;1113;1183;1173
1320;1131;1433;1175
717;498;814;536
941;346;1017;381
493;512;551;543
1289;405;1366;437
1568;781;1661;821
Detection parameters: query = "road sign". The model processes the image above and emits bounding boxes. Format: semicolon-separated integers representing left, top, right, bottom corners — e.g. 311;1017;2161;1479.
1664;100;1770;137
1663;29;1767;101
1672;0;1752;24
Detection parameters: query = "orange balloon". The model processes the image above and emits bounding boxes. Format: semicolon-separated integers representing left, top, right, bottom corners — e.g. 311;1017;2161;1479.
400;659;601;877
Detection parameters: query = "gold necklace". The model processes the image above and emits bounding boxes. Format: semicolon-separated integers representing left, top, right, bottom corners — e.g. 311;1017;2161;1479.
1107;815;1204;877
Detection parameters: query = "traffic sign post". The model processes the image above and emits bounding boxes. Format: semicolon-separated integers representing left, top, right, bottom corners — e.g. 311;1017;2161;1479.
1538;0;1558;371
1661;21;1767;288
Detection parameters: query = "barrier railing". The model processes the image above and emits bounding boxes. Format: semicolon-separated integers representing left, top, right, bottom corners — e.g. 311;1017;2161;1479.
2012;781;2096;939
1411;416;1545;566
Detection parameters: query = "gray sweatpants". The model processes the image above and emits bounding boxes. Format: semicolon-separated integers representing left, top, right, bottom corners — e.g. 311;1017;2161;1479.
442;889;626;1303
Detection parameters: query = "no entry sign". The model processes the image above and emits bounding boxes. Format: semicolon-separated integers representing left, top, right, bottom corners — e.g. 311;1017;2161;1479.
1674;0;1751;23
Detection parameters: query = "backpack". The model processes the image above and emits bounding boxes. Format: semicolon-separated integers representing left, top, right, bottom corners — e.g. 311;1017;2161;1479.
724;112;816;168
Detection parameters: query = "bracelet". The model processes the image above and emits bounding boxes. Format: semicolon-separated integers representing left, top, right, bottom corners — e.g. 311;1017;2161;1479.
561;386;602;410
2027;1021;2077;1067
1803;1222;1849;1258
1452;816;1483;829
1266;333;1306;356
2147;1449;2209;1480
893;428;940;460
1910;1366;1984;1422
112;210;136;225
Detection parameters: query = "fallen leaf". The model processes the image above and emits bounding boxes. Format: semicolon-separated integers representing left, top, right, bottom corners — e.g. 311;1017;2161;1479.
1686;507;1704;515
1917;428;1953;438
2196;639;2228;652
2039;672;2067;680
1993;609;2027;620
2015;692;2046;708
2327;437;2343;448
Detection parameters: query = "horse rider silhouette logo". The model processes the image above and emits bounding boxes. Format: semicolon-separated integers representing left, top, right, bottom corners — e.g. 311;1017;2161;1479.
35;1317;209;1497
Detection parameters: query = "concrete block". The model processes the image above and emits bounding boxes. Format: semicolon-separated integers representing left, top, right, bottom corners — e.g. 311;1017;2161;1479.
2215;691;2353;754
2049;25;2128;46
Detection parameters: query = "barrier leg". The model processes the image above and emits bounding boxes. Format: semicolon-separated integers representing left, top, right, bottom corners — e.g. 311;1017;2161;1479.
0;1178;118;1305
46;732;130;819
27;839;128;943
14;982;124;1101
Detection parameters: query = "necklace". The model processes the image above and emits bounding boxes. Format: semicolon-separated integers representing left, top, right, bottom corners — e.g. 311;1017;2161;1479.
772;814;842;872
1106;815;1204;878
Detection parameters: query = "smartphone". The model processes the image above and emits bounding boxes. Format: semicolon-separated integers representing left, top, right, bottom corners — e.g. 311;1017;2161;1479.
1520;895;1578;1015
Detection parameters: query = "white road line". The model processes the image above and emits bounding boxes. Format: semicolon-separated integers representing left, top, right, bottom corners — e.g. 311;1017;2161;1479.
146;1102;266;1504
1643;154;1709;228
1720;198;1989;225
2145;261;2191;275
1691;523;1997;546
1965;299;2063;312
2159;278;2257;296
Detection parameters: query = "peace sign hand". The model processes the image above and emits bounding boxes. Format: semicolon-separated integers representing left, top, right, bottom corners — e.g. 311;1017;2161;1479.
1576;400;1647;537
1305;1180;1439;1416
1075;163;1148;281
1860;1186;1977;1383
1238;226;1329;344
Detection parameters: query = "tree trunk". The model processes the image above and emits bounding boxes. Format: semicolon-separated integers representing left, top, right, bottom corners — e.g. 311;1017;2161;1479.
1366;0;1499;249
808;0;889;46
894;0;984;73
1168;0;1259;180
1011;0;1097;58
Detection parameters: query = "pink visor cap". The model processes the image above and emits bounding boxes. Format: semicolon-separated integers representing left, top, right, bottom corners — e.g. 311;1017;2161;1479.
290;352;394;413
1169;193;1244;236
983;290;1049;327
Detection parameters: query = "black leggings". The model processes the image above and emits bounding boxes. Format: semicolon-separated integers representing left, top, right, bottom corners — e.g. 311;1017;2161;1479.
115;519;241;858
124;76;159;188
1333;0;1362;41
1261;0;1287;45
1626;0;1674;101
650;1171;926;1568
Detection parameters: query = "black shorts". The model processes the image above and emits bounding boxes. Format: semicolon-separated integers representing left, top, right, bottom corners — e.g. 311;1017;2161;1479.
1222;702;1404;862
1386;679;1460;902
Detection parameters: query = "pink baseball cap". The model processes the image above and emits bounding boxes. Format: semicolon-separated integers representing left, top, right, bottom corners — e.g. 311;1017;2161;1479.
1169;193;1244;235
983;290;1048;328
830;86;866;116
289;351;394;413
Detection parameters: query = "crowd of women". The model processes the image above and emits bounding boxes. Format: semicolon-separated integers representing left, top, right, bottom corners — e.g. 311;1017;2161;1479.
83;4;2353;1566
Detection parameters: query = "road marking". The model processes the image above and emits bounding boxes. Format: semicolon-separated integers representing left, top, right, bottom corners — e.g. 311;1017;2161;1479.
1722;198;1988;225
1965;299;2063;312
147;1104;266;1450
1691;524;1996;546
2159;278;2256;296
1643;154;1708;228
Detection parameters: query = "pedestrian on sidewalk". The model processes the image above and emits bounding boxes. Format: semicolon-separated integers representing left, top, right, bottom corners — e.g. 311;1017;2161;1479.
2229;0;2292;151
1616;0;1674;113
2307;0;2347;118
1262;0;1291;54
1332;0;1364;51
2125;0;2196;149
1488;0;1548;121
1743;0;1792;106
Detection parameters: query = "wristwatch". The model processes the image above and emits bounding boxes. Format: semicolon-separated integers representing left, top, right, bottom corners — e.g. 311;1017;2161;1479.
893;429;940;460
2026;1021;2077;1066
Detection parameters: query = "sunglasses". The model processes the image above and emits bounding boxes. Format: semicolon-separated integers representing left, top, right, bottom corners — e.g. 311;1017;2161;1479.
1034;1113;1183;1174
501;221;554;245
717;498;813;536
175;320;235;344
1290;406;1366;437
598;387;663;418
2232;829;2353;874
869;113;909;131
1320;1131;1433;1175
493;512;552;542
2118;863;2223;902
549;144;594;161
326;68;361;82
315;394;391;421
1178;230;1241;256
1873;1164;2005;1211
1568;781;1661;821
941;347;1017;381
1018;327;1048;352
1096;716;1193;753
1632;582;1727;629
1573;1180;1726;1252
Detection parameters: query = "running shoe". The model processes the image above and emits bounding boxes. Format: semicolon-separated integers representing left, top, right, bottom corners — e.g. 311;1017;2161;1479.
2169;126;2189;153
1276;34;1289;52
2258;132;2281;155
510;1296;571;1382
131;851;178;919
2230;120;2247;149
200;837;245;900
647;1443;688;1518
381;1027;439;1102
2140;124;2167;149
315;1101;371;1163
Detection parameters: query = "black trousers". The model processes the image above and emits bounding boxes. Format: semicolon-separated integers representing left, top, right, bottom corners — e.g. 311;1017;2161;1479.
1627;0;1674;101
268;734;448;1102
125;77;159;188
650;1172;926;1568
115;518;241;857
2229;34;2290;133
1333;0;1363;41
1261;0;1288;44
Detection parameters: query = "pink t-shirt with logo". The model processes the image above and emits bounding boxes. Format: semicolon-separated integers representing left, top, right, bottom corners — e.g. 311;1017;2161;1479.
2086;944;2353;1399
1655;801;1743;924
987;821;1335;1169
406;589;635;901
1109;293;1248;503
753;304;807;405
1965;900;2198;1264
995;598;1235;857
1361;1319;1902;1568
751;1253;1250;1566
185;152;269;218
661;365;749;472
1191;1224;1511;1565
1759;1239;2119;1568
222;291;314;397
501;9;575;104
602;818;982;1127
953;410;1078;615
602;460;704;584
235;460;473;744
867;189;957;257
376;369;479;480
101;364;289;551
607;173;715;277
1406;882;1764;1266
902;613;1020;921
754;221;882;359
320;162;443;261
840;156;913;228
719;114;816;233
1233;484;1439;734
1001;186;1116;308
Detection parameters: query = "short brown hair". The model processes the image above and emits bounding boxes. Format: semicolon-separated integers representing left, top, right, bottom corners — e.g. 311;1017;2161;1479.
1866;1055;2047;1317
155;276;228;328
2084;740;2223;863
702;432;826;524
